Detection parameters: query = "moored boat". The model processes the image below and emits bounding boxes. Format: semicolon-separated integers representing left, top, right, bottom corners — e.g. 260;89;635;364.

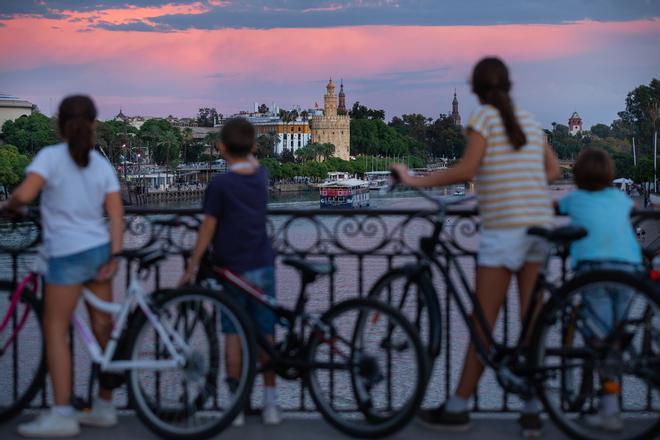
364;171;390;191
319;172;370;208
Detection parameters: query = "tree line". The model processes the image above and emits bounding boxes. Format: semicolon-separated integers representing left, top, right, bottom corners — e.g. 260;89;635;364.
546;78;658;182
1;78;657;190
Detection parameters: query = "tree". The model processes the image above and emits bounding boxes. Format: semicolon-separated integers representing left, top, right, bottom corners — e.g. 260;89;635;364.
1;112;59;155
590;123;610;139
255;134;277;158
619;78;659;152
258;103;269;114
138;119;182;164
156;130;181;169
196;107;219;127
426;114;465;159
319;143;335;160
260;157;281;180
279;148;295;163
632;157;655;183
295;142;319;162
0;145;30;190
350;118;424;157
349;102;385;120
610;118;632;140
389;113;430;141
96;119;137;164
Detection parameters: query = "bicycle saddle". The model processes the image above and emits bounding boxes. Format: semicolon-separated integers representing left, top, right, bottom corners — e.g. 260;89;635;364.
282;257;336;281
527;224;587;244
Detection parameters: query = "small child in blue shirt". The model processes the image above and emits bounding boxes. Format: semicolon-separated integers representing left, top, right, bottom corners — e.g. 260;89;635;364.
559;147;642;431
180;118;280;426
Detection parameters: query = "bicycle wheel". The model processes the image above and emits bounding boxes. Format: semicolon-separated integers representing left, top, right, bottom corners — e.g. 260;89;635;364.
0;283;46;422
126;288;256;440
305;298;429;438
560;305;594;412
532;269;660;440
368;266;441;359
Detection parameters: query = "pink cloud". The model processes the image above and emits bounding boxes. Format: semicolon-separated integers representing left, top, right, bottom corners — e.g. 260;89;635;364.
0;14;657;122
2;17;657;80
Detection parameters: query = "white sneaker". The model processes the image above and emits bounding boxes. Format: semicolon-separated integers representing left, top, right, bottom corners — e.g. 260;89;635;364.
17;412;80;438
77;402;118;428
583;412;623;432
232;412;245;427
262;406;282;425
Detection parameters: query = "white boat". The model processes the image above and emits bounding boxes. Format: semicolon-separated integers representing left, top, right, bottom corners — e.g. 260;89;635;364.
364;171;390;191
319;172;370;208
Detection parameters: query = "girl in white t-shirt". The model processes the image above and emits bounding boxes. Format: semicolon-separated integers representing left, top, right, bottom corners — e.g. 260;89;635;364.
1;96;124;437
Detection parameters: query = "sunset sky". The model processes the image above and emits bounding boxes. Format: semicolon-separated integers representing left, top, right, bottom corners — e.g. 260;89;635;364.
1;1;659;128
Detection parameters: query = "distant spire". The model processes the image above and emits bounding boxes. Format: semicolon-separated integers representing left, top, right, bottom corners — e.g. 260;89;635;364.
451;90;461;126
338;79;347;115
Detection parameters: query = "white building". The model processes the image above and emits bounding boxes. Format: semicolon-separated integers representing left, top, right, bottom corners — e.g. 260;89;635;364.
0;94;34;128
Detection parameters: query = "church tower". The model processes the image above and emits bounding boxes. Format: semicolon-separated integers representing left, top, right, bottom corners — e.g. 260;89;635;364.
311;78;351;160
324;78;337;117
451;90;461;126
337;79;347;115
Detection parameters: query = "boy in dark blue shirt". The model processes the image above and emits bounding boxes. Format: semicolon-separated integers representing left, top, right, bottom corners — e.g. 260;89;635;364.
180;118;280;426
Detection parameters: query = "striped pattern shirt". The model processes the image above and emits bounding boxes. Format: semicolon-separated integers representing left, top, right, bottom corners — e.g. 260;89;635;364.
468;104;553;230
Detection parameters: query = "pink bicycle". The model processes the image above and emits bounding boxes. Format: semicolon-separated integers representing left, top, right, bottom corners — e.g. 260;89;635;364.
0;270;46;422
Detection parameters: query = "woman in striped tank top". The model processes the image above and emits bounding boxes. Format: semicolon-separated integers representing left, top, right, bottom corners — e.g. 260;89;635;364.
392;57;561;435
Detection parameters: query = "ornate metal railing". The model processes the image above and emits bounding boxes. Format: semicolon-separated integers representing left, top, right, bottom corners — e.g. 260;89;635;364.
1;206;658;414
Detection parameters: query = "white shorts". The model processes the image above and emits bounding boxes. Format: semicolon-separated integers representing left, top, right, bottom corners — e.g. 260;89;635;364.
478;227;550;271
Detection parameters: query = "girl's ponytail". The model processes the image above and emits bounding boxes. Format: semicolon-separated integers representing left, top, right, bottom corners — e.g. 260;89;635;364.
472;58;527;150
58;95;97;167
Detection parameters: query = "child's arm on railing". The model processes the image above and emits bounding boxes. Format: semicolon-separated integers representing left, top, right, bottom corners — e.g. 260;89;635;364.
178;215;218;286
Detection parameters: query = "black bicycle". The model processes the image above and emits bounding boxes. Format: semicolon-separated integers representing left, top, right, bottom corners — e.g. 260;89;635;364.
193;252;430;438
368;181;660;440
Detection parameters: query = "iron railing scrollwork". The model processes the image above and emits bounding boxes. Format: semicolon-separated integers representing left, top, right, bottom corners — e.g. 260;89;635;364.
1;207;658;414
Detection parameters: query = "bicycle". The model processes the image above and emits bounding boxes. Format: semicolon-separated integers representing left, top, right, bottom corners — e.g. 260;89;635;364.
0;211;258;439
368;180;660;440
0;210;46;422
195;253;430;438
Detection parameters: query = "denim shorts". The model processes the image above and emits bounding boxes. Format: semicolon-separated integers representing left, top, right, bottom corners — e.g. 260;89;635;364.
576;261;644;340
45;243;110;285
221;266;277;335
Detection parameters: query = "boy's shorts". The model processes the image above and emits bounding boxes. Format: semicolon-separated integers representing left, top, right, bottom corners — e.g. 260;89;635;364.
221;266;277;335
477;227;549;271
576;261;643;340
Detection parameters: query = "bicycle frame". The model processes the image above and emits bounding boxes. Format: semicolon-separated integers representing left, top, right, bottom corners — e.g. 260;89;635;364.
414;199;556;373
72;274;189;372
207;266;350;369
0;272;40;354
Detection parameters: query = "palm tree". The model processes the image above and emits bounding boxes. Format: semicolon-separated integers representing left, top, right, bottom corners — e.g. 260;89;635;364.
319;143;335;160
182;127;193;163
